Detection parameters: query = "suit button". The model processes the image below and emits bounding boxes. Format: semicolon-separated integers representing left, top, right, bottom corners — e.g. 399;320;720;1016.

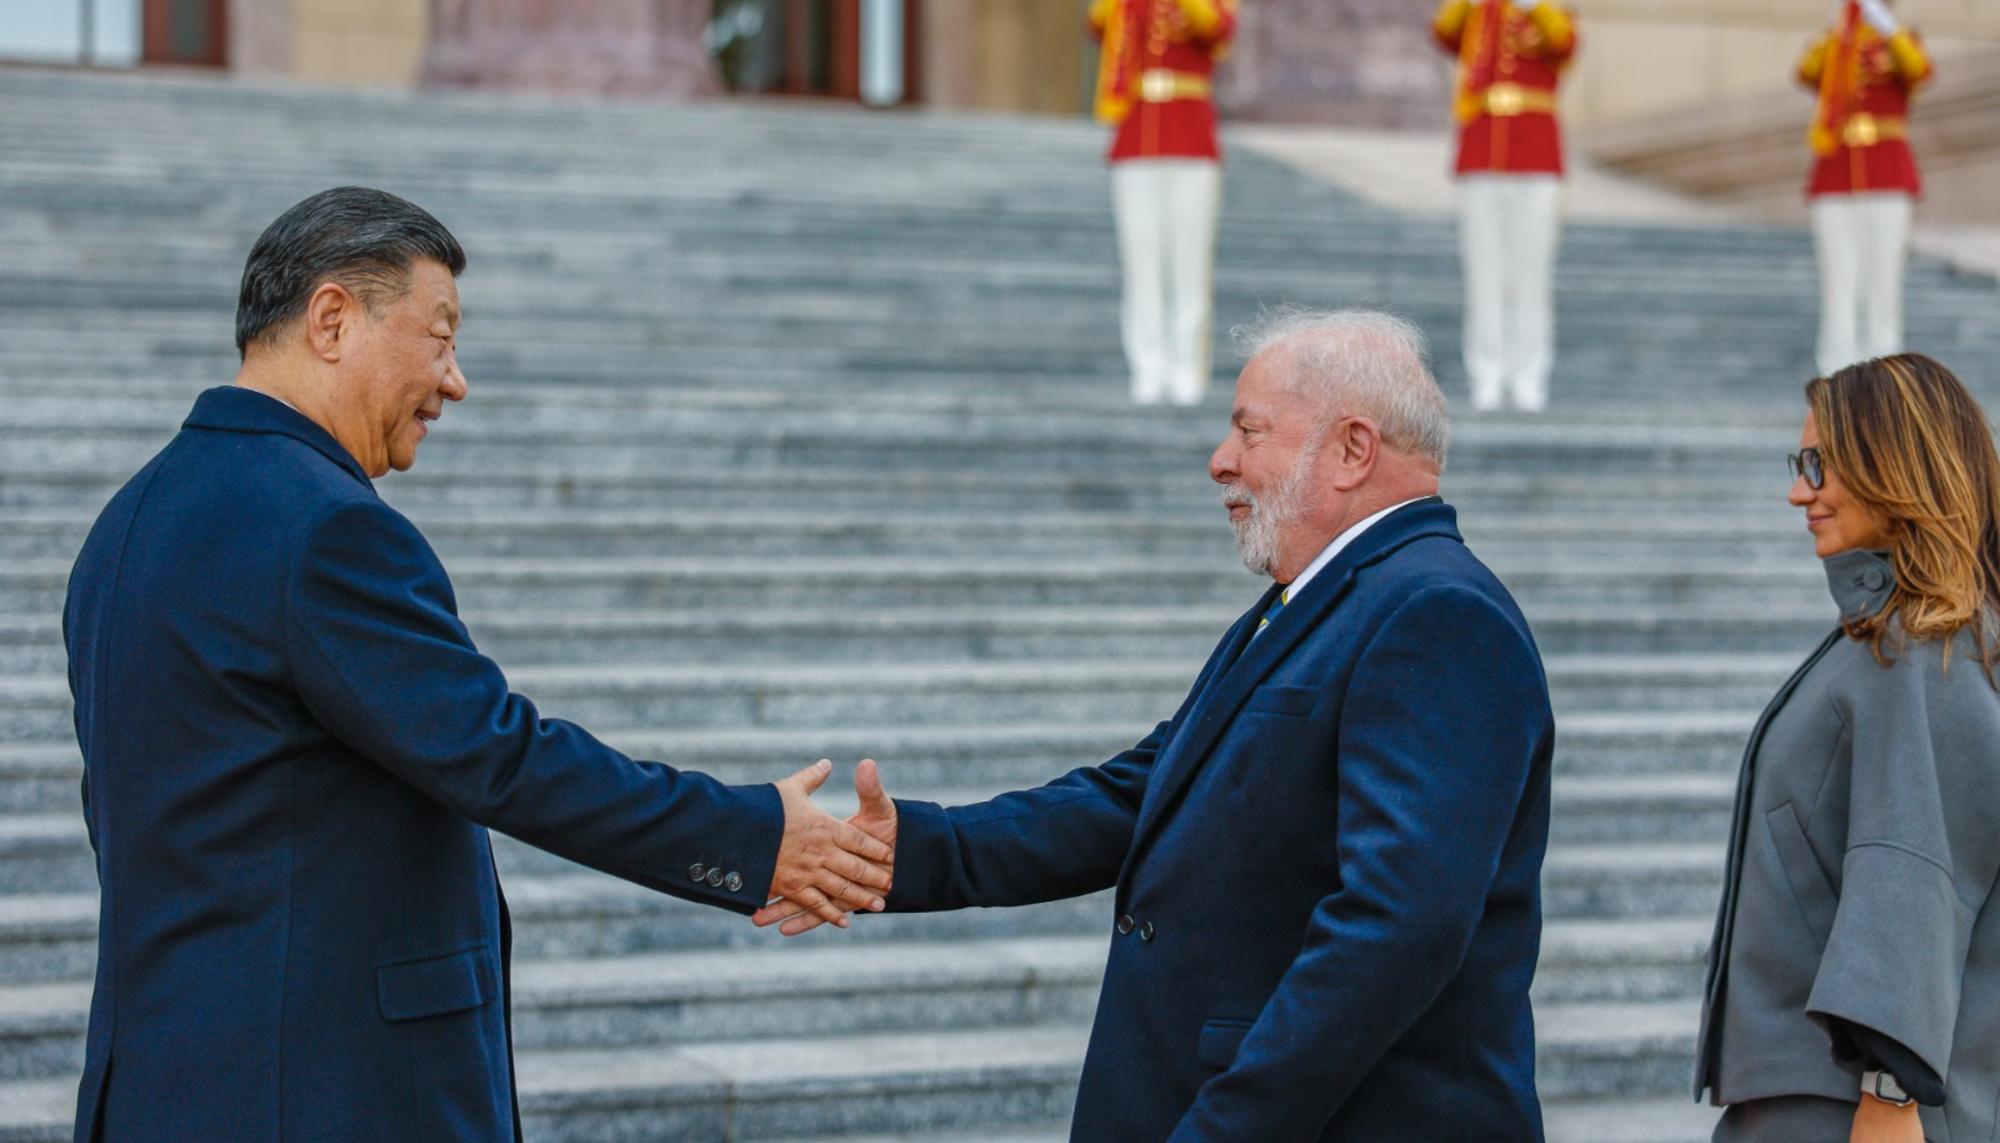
688;863;706;882
706;867;725;887
1116;914;1134;935
1139;922;1156;942
724;871;743;892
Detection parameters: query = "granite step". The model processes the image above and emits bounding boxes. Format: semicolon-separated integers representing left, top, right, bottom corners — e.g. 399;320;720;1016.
0;729;1765;816
0;762;1733;892
0;828;1726;982
0;656;1799;742
0;707;1752;813
1542;1095;1720;1143
0;464;1861;514
0;1074;1737;1143
1538;1000;1703;1099
0;995;1713;1141
0;604;1835;676
1542;845;1722;920
0;1025;1095;1143
0;412;1808;459
0;506;1811;563
0;911;1719;1099
0;558;1834;618
0;828;1726;983
0;437;1829;487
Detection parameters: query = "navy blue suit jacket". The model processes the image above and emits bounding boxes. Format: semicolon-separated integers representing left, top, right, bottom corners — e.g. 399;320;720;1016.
63;387;784;1141
887;499;1555;1141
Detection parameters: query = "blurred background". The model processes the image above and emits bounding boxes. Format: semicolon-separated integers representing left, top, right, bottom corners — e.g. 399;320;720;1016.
7;0;2000;219
0;2;1997;1141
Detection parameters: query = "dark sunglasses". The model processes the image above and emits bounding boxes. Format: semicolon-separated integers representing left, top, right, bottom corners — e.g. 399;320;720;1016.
1787;447;1825;489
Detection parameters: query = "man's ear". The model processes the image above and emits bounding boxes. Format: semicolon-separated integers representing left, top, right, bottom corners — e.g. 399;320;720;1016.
303;282;358;363
1327;416;1381;492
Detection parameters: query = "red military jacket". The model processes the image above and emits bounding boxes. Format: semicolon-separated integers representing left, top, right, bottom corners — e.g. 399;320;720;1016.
1090;0;1236;164
1799;14;1932;198
1432;1;1577;177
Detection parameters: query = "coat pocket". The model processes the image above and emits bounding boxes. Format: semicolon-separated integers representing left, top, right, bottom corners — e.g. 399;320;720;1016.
1197;1018;1254;1070
377;944;495;1023
1764;803;1838;948
1245;686;1317;718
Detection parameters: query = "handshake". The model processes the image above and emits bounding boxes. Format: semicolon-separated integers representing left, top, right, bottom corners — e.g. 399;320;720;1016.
758;758;900;936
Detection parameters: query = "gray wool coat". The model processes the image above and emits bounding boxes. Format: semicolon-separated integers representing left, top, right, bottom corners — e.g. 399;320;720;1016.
1696;549;2000;1142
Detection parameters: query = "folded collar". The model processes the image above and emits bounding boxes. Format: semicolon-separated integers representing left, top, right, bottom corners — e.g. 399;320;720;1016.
181;386;372;487
1823;548;1895;623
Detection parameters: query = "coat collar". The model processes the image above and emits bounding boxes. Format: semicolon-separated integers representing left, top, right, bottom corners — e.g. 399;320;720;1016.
1823;548;1895;624
1122;497;1460;866
182;386;373;488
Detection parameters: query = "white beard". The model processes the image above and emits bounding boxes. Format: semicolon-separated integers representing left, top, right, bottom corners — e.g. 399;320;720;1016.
1221;446;1320;578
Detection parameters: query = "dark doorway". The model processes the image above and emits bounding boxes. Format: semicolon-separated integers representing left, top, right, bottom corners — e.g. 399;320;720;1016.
712;0;920;103
142;0;227;67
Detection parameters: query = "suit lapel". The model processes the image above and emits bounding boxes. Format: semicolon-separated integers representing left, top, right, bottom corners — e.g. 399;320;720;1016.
1125;564;1360;858
1199;581;1278;698
1158;573;1283;752
1123;499;1460;865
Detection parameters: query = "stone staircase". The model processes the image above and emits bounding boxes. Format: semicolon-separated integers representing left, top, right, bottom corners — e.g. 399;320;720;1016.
0;68;1997;1141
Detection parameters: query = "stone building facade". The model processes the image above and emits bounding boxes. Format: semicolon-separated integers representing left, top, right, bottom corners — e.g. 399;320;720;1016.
4;0;1995;218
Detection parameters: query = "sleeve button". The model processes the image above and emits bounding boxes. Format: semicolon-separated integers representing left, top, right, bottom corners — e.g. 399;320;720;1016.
688;863;706;882
705;867;725;887
724;871;743;892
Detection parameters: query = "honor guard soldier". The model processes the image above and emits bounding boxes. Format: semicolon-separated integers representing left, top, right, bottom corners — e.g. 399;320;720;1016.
1801;0;1932;376
1432;0;1576;413
1090;0;1236;406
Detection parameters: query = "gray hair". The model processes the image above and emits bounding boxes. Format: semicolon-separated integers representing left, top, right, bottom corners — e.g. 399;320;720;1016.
1230;307;1450;469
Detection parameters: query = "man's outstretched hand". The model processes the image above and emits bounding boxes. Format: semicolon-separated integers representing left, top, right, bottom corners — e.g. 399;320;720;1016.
756;759;898;936
766;759;895;930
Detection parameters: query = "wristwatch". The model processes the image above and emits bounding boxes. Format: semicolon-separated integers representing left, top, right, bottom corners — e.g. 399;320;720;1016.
1862;1069;1916;1107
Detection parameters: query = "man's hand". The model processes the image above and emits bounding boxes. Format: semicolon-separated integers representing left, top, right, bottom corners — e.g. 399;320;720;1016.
755;759;898;936
1857;0;1899;36
766;759;895;930
1852;1094;1924;1143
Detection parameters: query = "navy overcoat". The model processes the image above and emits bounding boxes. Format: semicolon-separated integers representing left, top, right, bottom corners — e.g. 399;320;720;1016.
886;499;1555;1141
64;387;783;1141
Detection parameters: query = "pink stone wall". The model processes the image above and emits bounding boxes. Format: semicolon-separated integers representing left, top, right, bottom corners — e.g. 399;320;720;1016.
422;0;721;97
1219;0;1453;128
229;0;295;75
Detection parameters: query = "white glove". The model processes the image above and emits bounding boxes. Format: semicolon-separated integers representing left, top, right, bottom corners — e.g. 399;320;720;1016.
1856;0;1900;36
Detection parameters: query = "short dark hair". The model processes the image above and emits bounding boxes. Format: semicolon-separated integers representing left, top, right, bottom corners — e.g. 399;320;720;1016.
234;186;466;359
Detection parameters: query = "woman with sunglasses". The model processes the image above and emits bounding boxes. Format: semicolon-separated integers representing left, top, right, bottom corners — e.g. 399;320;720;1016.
1694;353;2000;1143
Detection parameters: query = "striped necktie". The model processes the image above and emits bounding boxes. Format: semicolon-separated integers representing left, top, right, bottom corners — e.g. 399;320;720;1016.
1255;586;1291;637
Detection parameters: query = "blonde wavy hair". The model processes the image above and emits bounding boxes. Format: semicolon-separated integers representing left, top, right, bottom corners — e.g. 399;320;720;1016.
1807;353;2000;681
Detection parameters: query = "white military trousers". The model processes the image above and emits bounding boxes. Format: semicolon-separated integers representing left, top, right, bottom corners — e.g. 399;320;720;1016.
1457;172;1563;411
1112;158;1222;405
1812;191;1912;377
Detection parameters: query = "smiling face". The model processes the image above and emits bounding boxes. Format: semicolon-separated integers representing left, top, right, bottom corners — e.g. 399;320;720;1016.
1790;410;1894;558
1209;350;1327;577
333;259;466;476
